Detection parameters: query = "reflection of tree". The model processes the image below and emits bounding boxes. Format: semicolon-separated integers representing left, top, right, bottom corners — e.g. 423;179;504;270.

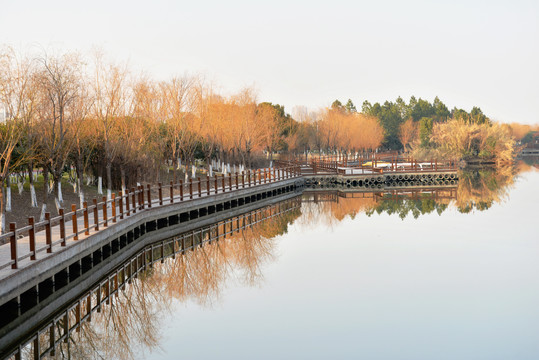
19;202;300;360
366;194;449;219
45;269;170;360
301;162;533;221
456;166;515;213
299;193;377;227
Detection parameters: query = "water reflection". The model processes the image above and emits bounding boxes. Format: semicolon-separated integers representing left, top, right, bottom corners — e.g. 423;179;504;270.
303;163;535;220
12;200;301;360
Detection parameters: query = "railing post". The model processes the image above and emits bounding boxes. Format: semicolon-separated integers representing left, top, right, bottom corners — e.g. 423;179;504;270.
197;177;202;197
207;175;211;195
235;173;239;189
229;173;232;191
147;184;152;208
102;197;108;227
9;222;17;269
119;191;124;219
189;179;193;199
248;171;251;186
93;198;99;231
264;169;267;184
84;201;89;235
72;204;79;240
111;194;117;223
170;181;175;203
215;176;218;194
131;188;136;213
59;208;66;246
29;217;36;260
45;212;52;253
125;190;131;216
139;185;144;210
273;167;276;182
158;183;163;206
242;171;245;188
221;174;225;192
179;180;184;201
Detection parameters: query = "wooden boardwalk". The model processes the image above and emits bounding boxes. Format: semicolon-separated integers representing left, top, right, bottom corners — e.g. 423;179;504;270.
0;166;300;280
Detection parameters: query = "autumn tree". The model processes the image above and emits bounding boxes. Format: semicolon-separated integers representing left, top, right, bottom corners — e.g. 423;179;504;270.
399;118;418;151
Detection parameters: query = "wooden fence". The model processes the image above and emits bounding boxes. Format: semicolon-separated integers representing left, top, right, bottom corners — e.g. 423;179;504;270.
0;166;300;272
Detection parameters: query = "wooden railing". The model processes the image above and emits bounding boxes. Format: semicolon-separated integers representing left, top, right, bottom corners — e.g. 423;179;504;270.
0;166;301;272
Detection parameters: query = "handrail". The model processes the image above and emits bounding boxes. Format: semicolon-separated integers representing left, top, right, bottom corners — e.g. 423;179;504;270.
277;156;458;175
0;165;302;271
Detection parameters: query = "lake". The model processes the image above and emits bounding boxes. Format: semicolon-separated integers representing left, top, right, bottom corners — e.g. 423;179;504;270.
7;163;539;360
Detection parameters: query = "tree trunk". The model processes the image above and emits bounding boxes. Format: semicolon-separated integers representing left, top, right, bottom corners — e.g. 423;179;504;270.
0;185;5;234
97;161;103;195
75;157;84;208
172;157;178;183
53;173;63;213
40;168;49;221
106;162;112;201
28;163;38;208
120;166;126;193
6;176;11;212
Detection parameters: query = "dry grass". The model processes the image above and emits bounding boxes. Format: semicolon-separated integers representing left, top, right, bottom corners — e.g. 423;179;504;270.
412;119;516;164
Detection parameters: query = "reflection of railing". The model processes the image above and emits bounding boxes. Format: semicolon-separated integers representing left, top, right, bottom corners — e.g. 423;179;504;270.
2;199;301;360
0;166;301;272
374;188;458;201
303;188;457;203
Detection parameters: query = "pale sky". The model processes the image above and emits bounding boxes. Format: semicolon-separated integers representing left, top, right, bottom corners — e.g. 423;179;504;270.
1;0;538;124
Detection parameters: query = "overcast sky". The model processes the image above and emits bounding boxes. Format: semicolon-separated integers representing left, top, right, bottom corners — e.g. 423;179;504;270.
1;0;538;124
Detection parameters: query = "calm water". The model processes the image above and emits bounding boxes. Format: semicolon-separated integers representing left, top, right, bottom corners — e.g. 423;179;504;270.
11;165;539;359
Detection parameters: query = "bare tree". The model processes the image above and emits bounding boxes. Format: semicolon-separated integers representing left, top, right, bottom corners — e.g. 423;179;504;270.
35;51;82;218
91;53;130;199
